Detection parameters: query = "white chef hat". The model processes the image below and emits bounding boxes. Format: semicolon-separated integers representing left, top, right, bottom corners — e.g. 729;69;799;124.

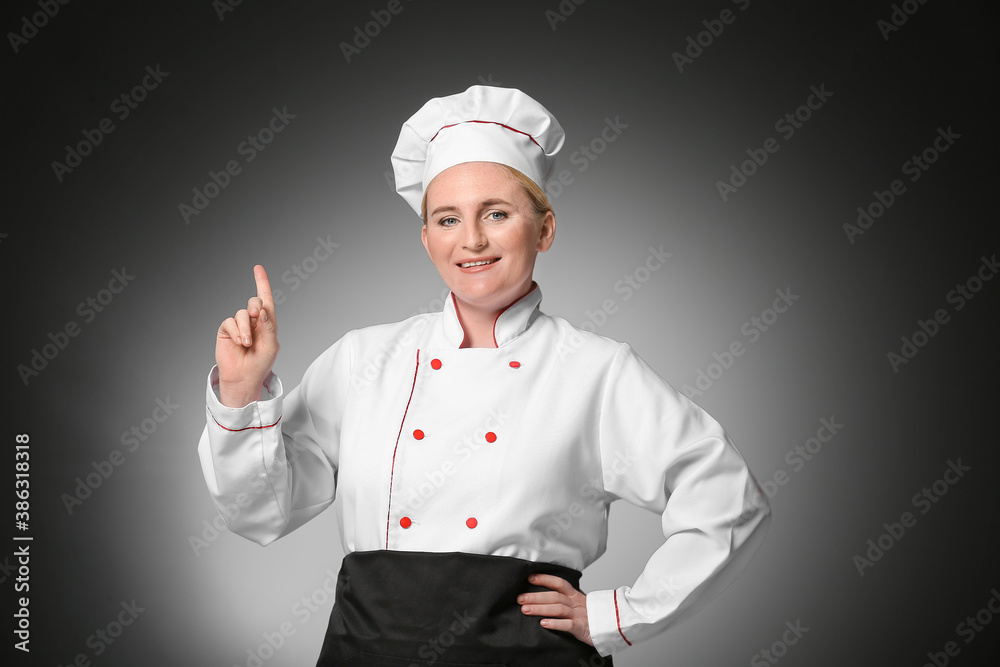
391;85;566;216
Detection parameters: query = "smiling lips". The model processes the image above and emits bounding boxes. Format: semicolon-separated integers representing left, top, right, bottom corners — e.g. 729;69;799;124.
457;257;501;271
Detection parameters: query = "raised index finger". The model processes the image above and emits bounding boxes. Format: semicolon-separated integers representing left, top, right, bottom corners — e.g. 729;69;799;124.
253;264;275;313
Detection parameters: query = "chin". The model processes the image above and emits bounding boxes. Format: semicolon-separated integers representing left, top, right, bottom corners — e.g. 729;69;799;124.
450;281;509;306
452;287;499;305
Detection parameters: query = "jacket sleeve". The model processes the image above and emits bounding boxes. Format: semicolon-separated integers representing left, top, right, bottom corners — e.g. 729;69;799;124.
585;343;771;656
196;331;355;546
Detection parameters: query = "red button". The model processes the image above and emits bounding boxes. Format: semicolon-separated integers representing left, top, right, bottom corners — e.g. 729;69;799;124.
400;517;411;528
431;358;442;370
485;432;497;443
466;517;478;529
413;429;424;440
509;361;521;368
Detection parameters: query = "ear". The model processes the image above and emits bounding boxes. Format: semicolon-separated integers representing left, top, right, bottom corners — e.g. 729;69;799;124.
536;211;556;253
421;222;431;259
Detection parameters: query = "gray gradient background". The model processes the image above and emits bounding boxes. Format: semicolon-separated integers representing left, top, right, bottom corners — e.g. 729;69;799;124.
3;1;998;665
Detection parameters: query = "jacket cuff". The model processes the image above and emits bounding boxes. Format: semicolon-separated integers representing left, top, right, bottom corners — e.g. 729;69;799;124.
206;365;283;430
586;588;631;657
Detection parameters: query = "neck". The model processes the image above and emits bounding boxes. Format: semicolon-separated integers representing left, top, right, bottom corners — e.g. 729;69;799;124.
452;282;534;348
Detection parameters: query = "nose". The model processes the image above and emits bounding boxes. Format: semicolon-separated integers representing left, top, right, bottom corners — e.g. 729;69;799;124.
462;218;487;250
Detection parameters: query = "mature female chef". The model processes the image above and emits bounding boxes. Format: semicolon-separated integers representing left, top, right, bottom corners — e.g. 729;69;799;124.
198;85;771;665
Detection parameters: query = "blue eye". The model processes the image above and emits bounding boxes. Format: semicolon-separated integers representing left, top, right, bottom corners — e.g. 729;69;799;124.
438;217;458;227
487;211;507;221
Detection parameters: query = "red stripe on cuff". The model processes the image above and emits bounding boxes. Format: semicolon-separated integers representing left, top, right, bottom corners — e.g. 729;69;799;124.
613;589;632;646
212;415;281;432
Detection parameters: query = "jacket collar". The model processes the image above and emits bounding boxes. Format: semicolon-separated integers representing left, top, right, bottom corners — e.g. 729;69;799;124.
441;282;543;348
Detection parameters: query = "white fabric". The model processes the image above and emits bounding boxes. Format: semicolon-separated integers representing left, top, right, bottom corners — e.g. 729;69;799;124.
391;85;566;215
197;285;771;656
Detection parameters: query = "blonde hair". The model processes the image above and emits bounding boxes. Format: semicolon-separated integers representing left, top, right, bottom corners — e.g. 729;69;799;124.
421;163;553;224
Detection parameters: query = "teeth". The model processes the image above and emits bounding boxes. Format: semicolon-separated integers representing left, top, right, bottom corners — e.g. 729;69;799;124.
460;258;498;268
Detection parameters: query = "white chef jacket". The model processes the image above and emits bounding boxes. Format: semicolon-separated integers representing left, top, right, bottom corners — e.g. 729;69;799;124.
197;283;771;657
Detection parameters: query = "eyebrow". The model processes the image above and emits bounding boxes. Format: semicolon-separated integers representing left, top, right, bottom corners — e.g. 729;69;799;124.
430;198;514;217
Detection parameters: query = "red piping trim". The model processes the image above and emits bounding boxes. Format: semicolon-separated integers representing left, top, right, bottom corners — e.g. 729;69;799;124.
450;293;468;348
430;120;542;150
212;415;281;432
613;589;632;646
385;349;421;548
492;282;539;348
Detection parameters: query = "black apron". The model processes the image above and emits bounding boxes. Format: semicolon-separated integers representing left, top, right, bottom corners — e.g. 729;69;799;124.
316;549;613;667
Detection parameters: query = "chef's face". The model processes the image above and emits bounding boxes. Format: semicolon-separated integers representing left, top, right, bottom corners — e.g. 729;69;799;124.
421;162;555;313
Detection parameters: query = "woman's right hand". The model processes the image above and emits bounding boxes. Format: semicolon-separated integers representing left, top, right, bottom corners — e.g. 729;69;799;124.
215;265;280;407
